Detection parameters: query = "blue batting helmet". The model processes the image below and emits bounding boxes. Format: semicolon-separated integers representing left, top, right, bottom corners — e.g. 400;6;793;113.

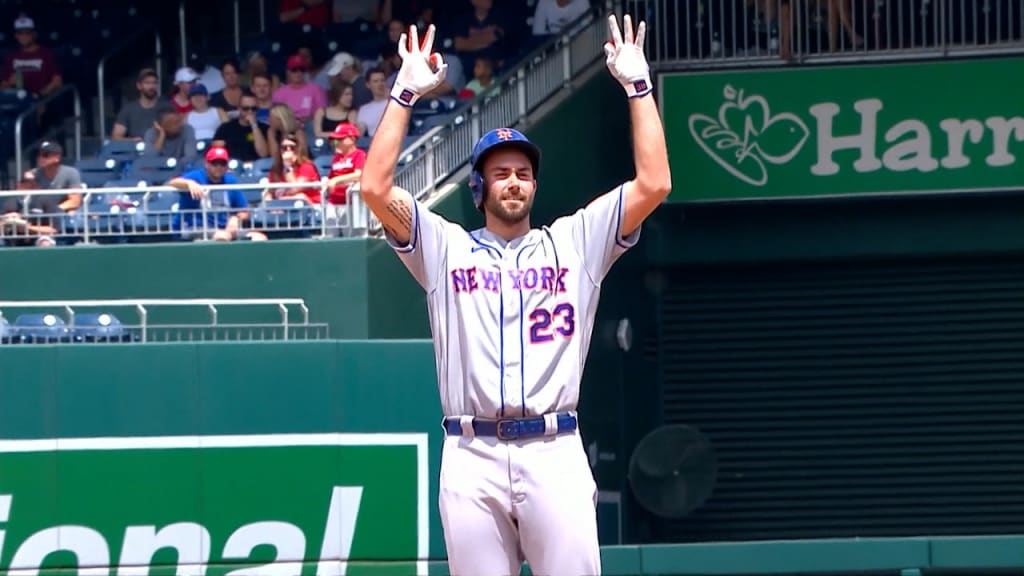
468;128;541;209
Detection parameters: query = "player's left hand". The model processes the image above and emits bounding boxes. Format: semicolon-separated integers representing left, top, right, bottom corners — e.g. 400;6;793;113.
604;14;652;99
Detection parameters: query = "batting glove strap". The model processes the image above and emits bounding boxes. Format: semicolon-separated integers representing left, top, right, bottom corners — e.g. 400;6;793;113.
390;83;422;107
623;74;653;98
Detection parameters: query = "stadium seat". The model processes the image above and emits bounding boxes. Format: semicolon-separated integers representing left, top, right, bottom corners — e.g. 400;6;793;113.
71;312;134;343
63;189;127;240
75;157;124;187
126;190;179;241
313;154;334;175
234;172;268;206
100;140;146;161
250;199;320;239
11;313;72;344
123;156;183;185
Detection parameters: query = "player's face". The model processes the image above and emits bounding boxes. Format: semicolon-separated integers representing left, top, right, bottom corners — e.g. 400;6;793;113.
481;149;535;224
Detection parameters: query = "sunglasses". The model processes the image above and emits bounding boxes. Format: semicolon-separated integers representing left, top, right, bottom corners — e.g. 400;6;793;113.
281;144;297;151
209;160;228;167
289;68;306;73
239;106;257;111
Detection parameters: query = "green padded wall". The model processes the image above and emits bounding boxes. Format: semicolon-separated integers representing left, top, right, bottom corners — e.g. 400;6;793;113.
0;341;445;575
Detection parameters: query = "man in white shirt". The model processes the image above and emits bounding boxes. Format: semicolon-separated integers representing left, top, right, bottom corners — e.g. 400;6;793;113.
532;0;591;37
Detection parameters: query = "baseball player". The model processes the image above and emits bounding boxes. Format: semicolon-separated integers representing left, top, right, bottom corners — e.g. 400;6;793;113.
359;14;671;576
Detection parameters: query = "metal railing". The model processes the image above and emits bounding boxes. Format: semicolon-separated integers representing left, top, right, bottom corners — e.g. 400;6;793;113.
624;0;1024;68
0;298;329;344
14;85;82;178
0;179;370;246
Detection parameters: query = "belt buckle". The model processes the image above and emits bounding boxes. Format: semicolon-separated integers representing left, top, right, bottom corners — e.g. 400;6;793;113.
496;419;519;441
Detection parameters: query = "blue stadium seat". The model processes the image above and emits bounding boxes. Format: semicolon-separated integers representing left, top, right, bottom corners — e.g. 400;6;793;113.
313;154;334;175
63;189;128;241
75;157;124;187
125;190;179;242
250;199;320;239
234;173;268;206
12;313;72;344
100;140;146;162
71;312;134;343
123;156;183;185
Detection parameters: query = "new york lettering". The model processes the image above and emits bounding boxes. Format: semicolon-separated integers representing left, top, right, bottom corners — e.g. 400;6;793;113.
451;266;568;294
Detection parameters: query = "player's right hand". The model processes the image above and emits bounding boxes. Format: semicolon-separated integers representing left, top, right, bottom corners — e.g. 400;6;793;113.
390;24;448;108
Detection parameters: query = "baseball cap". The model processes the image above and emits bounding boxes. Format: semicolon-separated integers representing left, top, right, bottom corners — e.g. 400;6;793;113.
325;52;356;76
330;122;360;141
13;16;33;31
38;141;62;155
188;83;208;97
205;146;230;163
287;54;308;70
174;67;199;84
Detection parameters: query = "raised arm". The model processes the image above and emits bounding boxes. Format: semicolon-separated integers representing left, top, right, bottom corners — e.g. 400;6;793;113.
604;14;672;238
360;24;448;245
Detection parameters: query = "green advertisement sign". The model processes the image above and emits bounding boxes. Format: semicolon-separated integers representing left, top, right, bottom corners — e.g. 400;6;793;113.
0;433;429;576
660;57;1024;202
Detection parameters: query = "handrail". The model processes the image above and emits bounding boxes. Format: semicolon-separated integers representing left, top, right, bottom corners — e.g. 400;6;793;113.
14;84;82;178
0;297;318;343
97;22;160;140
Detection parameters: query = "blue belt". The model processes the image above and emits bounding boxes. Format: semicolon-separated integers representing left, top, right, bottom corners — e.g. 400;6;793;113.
443;412;577;441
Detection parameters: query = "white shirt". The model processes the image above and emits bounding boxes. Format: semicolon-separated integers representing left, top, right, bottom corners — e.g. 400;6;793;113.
386;184;640;418
532;0;591;36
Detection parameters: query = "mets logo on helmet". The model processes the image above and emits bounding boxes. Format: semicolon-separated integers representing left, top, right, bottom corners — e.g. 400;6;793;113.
496;128;514;140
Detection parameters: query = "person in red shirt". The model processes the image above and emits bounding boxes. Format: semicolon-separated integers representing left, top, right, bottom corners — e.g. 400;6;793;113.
325;122;366;207
266;133;321;205
278;0;330;28
0;16;62;99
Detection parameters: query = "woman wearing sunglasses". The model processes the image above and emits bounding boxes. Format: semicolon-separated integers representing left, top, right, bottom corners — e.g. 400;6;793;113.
265;133;322;205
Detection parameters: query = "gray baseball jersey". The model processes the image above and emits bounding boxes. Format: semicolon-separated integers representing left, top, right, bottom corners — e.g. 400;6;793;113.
387;183;640;418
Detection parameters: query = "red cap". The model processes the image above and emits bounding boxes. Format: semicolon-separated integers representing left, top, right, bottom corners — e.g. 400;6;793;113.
330;122;360;140
205;146;230;162
287;54;307;70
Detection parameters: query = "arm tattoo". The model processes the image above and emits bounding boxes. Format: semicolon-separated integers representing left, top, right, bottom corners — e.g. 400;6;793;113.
386;199;414;232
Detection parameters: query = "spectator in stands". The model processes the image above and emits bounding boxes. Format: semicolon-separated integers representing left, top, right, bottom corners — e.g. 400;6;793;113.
143;105;198;165
0;171;58;247
312;81;361;139
110;68;161;141
186;84;228;141
461;56;496;98
750;0;793;60
170;67;199;114
0;16;62;99
212;92;270;162
244;51;281;92
453;0;513;73
266;132;321;205
168;146;264;241
333;0;383;25
531;0;590;37
29;141;81;209
280;0;330;28
272;53;327;126
324;122;365;217
250;72;275;127
318;52;372;108
189;53;226;95
210;59;245;118
1;141;82;246
355;67;389;137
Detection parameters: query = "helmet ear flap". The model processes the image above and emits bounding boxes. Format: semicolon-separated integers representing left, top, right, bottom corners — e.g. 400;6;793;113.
469;170;484;208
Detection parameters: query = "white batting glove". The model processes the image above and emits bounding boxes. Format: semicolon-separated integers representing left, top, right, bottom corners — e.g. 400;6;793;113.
390;24;448;107
604;14;652;99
